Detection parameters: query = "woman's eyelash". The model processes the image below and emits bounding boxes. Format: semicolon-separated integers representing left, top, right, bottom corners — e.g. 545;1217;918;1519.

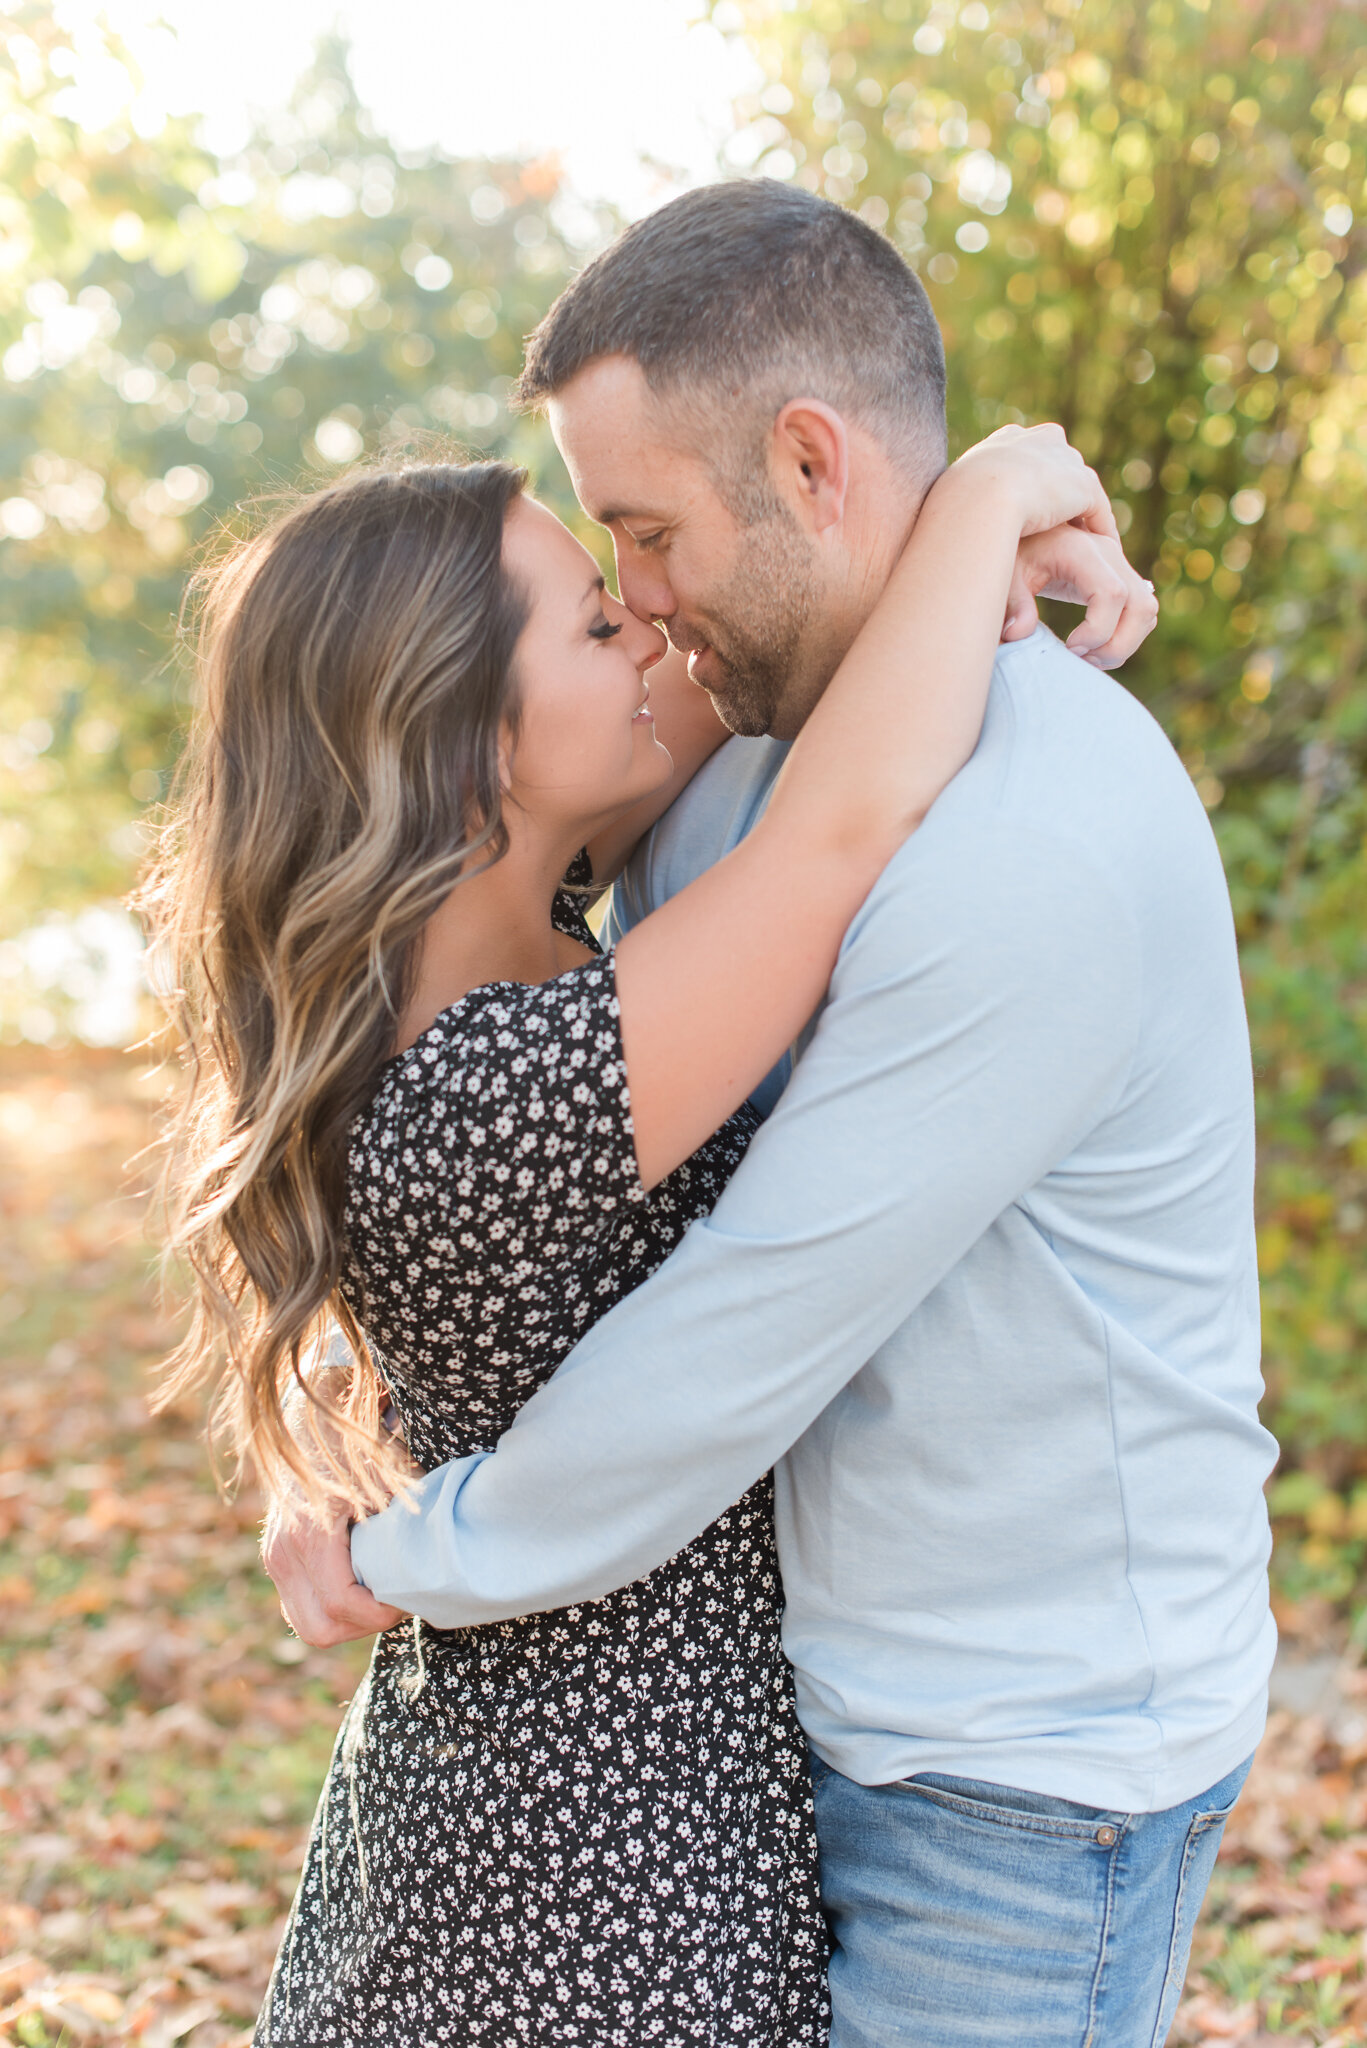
589;619;623;642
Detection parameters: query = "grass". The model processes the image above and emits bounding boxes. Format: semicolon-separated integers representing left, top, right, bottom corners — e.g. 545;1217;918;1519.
0;1046;1365;2045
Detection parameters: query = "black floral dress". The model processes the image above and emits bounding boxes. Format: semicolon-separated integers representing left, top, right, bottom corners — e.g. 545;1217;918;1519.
255;874;830;2048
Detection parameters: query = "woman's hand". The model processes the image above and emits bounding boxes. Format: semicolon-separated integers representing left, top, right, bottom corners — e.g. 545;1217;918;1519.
263;1500;408;1647
943;423;1158;668
1003;525;1159;670
944;422;1117;540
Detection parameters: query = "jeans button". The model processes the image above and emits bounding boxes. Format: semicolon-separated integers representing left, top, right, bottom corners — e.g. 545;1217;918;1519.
1095;1825;1117;1846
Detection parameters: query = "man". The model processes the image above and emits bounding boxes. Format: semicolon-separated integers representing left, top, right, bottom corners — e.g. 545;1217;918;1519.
269;183;1275;2045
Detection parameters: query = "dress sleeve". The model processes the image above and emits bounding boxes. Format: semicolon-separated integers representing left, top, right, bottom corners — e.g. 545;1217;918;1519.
356;954;647;1276
352;822;1142;1624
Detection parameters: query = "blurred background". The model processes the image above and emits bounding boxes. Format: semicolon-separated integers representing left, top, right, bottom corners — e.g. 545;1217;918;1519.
1;2;1366;2043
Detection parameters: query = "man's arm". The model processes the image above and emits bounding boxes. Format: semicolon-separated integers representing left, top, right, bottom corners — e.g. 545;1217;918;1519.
349;816;1141;1626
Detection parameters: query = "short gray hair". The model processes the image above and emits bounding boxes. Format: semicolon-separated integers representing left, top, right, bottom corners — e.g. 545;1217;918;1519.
513;180;947;514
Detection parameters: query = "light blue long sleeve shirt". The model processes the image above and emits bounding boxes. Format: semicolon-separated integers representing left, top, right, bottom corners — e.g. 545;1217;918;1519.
352;627;1276;1813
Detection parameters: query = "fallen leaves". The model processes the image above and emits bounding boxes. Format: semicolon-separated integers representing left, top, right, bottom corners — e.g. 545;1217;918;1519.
0;1050;366;2048
4;1045;1367;2047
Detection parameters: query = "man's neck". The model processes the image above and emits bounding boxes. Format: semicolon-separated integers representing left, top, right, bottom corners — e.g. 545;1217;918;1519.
770;465;934;742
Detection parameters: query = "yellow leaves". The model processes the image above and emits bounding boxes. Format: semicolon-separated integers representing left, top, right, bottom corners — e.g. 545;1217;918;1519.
1064;207;1113;250
186;225;248;304
0;1979;126;2039
1238;377;1278;421
1068;52;1112;96
1259;1222;1291;1275
135;209;246;305
1055;141;1104;193
107;209;146;259
1033;305;1072;349
973;307;1016;343
1112;121;1152;171
56;1983;123;2022
0;193;33;278
52;1580;115;1617
1307;1493;1350;1538
1242;660;1273;703
0;1050;369;2041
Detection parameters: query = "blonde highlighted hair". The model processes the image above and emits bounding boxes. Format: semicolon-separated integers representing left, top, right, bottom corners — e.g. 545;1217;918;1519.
139;458;528;1519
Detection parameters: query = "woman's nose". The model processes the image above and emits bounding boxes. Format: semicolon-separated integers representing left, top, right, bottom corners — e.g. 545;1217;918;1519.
635;620;668;673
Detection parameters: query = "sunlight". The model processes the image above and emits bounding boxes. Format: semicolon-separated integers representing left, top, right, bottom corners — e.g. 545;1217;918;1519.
49;0;762;212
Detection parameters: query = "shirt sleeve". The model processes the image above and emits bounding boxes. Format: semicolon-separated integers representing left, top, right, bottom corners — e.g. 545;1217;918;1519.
352;821;1141;1620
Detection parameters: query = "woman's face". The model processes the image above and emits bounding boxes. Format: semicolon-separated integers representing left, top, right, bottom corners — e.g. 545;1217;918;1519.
502;496;672;840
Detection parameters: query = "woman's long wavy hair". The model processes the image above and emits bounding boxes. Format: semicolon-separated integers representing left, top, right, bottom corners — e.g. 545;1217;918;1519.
139;458;529;1520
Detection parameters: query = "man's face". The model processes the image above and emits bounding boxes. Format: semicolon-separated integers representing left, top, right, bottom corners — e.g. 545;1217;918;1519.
549;355;819;739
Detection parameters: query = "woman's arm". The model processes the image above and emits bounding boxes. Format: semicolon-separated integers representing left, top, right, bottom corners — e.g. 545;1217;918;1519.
587;468;1154;895
614;424;1155;1189
584;644;731;885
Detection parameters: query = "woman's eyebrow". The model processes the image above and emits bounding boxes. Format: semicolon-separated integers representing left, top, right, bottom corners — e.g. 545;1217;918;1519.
582;574;606;605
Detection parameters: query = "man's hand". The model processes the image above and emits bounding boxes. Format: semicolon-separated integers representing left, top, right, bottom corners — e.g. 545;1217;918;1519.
262;1501;408;1648
1003;525;1158;671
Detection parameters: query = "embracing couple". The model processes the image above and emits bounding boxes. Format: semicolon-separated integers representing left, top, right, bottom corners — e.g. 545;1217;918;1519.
149;181;1277;2047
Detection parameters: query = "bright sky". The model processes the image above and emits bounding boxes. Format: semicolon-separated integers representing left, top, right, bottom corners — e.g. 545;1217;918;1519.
52;0;762;214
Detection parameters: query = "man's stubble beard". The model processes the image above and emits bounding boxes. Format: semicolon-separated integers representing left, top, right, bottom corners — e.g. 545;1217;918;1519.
677;504;824;740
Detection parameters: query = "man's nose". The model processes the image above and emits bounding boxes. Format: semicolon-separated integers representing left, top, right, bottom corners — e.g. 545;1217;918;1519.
615;547;676;630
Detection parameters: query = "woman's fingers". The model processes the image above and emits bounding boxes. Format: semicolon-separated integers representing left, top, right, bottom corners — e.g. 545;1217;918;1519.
955;423;1122;542
1066;566;1128;660
1000;559;1041;642
1011;527;1159;669
1072;536;1160;667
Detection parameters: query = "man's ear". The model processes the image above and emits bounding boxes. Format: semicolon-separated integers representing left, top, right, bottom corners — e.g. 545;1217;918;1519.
771;399;850;534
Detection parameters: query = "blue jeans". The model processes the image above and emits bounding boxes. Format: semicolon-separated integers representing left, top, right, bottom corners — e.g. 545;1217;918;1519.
812;1751;1252;2047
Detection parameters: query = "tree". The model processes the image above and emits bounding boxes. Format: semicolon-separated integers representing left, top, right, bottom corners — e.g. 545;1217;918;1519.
716;0;1367;1602
0;10;592;939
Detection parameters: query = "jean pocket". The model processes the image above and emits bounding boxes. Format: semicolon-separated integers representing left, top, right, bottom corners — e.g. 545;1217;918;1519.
899;1772;1128;1846
1150;1785;1246;2047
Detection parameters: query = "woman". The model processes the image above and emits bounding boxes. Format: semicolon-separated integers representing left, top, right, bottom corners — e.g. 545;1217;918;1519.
144;428;1139;2046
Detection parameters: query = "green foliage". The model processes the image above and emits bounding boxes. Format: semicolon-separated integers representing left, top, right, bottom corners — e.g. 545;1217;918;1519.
719;0;1366;842
715;0;1367;1613
0;8;595;934
2;1;1365;1601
